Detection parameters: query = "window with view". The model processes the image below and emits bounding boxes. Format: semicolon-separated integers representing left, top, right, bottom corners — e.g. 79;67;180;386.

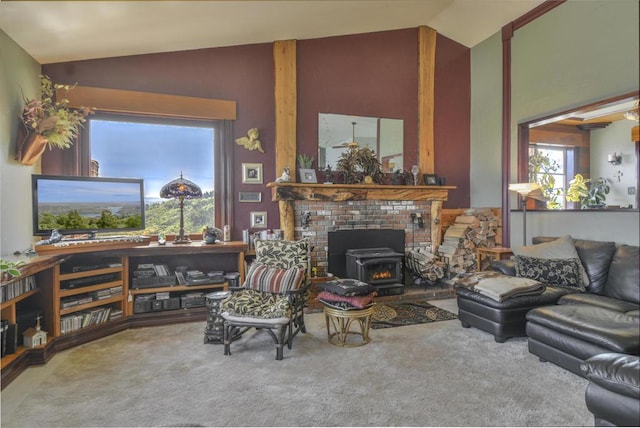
529;144;575;209
89;116;215;235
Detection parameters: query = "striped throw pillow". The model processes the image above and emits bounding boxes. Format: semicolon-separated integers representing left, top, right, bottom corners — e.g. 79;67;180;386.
245;262;306;293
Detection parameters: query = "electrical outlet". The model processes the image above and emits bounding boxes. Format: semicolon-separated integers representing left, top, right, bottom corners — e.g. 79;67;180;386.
628;187;636;195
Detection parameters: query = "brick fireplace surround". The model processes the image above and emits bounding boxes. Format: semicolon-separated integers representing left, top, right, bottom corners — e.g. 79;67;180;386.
267;183;455;277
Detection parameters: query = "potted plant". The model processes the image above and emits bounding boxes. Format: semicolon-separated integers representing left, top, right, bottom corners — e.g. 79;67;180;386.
1;259;24;282
566;174;610;209
16;74;94;165
529;150;562;209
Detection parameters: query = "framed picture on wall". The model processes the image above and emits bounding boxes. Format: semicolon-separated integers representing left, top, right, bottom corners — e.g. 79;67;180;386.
299;168;317;183
250;211;267;228
239;191;262;202
242;163;263;184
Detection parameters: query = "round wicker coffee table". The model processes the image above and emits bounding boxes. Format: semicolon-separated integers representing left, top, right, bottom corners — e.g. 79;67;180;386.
323;304;374;347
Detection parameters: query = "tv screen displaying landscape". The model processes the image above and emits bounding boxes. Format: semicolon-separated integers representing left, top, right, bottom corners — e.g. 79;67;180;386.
32;175;145;236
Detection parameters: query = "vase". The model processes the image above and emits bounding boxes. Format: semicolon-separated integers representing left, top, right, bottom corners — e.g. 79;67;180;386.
16;129;48;166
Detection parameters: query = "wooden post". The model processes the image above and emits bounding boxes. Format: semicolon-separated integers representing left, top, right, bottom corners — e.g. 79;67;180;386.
431;200;443;253
418;26;436;175
279;200;295;241
273;40;297;180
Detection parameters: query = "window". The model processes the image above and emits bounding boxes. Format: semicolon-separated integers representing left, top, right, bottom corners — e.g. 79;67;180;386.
529;144;581;209
89;114;215;235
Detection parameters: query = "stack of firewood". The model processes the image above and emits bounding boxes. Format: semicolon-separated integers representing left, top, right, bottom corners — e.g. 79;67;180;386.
438;208;500;275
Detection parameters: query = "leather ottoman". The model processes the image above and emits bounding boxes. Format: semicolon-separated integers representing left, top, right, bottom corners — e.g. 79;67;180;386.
456;285;571;343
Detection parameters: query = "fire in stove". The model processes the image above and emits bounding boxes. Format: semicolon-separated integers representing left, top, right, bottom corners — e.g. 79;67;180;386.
371;269;393;281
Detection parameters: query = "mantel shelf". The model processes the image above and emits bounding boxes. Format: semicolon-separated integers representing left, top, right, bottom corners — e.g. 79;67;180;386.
266;182;456;202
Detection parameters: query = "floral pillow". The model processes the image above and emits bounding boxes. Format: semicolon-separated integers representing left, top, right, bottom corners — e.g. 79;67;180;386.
514;255;584;291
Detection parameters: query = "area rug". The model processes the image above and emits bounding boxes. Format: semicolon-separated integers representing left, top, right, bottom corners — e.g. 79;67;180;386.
371;300;457;329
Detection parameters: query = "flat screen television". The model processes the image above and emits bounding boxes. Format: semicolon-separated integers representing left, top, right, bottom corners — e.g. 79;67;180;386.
32;174;145;237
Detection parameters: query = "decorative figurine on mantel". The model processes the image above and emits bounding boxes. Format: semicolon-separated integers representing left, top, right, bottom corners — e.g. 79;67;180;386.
23;315;47;348
275;167;291;183
235;128;264;153
324;164;334;184
411;165;420;186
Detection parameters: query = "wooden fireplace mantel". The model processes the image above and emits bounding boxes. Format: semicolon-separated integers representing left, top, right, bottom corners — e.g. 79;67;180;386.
266;182;456;251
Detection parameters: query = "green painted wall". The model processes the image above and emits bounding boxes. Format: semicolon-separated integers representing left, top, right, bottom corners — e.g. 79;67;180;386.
471;0;639;246
1;29;41;254
470;31;503;208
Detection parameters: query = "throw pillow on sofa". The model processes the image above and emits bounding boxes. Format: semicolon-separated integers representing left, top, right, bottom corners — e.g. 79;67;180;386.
513;234;588;288
514;255;584;291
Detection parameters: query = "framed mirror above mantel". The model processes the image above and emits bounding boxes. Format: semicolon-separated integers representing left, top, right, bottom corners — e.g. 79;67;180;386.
518;91;640;211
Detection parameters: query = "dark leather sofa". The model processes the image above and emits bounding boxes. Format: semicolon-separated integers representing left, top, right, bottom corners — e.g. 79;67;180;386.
581;353;640;427
455;237;639;371
456;237;640;426
456;237;622;343
525;243;639;376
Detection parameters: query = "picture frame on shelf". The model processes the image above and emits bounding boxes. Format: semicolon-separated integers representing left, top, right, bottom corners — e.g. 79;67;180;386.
242;163;263;184
239;191;262;203
424;174;438;185
299;168;318;184
250;211;267;228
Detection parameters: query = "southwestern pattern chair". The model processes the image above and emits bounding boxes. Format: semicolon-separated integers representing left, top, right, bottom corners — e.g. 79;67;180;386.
220;238;310;360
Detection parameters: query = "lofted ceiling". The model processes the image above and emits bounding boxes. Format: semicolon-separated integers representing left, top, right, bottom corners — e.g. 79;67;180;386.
0;0;546;64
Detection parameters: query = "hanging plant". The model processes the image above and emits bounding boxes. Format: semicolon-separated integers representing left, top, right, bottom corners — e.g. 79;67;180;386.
16;74;94;165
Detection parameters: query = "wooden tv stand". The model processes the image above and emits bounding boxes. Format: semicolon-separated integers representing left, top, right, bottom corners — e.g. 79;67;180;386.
1;240;247;389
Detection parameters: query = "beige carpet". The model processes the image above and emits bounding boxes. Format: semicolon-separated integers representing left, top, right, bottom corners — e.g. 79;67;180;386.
1;299;592;427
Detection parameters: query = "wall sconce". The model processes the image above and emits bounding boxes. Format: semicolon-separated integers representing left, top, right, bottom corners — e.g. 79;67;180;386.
607;153;622;166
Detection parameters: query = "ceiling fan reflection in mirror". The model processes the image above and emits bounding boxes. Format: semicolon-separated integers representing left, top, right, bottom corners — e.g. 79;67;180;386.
332;122;361;149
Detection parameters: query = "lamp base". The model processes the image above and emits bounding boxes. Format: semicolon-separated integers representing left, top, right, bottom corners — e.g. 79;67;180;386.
173;236;192;245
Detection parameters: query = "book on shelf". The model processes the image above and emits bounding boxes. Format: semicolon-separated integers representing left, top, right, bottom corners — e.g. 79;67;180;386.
175;271;186;285
1;275;36;303
153;264;170;277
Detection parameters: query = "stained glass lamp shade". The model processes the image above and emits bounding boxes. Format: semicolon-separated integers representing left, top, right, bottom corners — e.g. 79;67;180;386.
160;173;202;244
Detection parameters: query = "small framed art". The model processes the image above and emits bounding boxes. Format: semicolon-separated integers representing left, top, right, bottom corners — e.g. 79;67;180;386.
424;174;438;185
299;168;318;183
250;211;267;228
242;163;263;184
239;191;262;203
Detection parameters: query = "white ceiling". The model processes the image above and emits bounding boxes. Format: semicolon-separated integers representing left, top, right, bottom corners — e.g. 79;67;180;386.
0;0;545;64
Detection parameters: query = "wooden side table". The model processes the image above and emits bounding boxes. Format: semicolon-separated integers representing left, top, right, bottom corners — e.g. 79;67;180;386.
323;304;374;347
477;247;513;272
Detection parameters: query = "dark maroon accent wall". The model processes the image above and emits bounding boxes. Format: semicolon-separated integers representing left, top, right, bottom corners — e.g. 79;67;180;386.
43;43;277;235
297;28;419;169
42;27;471;237
434;34;470;208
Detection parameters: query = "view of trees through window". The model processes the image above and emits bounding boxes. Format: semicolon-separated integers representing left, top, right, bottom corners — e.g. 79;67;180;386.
90;117;215;235
529;144;569;209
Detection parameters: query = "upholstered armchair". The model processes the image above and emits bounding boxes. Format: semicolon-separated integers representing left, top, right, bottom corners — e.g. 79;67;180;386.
220;238;311;360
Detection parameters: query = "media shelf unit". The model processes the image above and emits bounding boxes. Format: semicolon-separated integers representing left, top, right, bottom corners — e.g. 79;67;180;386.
1;254;59;386
55;255;126;336
1;240;247;389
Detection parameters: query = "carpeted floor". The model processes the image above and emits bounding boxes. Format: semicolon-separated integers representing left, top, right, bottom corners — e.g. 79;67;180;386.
371;300;457;329
1;298;592;427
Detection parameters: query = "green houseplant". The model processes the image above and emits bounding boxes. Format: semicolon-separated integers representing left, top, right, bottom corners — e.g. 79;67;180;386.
529;150;562;209
1;259;24;281
16;74;93;165
566;174;610;209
